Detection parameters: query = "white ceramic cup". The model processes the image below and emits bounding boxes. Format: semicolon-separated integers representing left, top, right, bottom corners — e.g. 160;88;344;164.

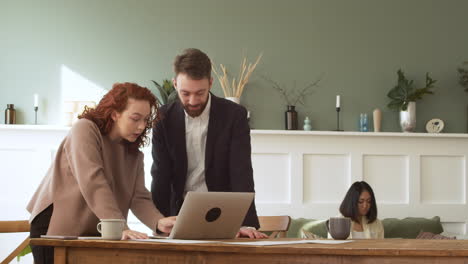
97;219;126;240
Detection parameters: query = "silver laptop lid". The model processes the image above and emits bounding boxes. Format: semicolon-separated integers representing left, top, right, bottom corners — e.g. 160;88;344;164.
169;192;254;239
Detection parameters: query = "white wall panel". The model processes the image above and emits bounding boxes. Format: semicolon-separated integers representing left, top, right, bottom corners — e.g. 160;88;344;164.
303;154;350;203
363;155;409;204
252;153;291;204
421;155;466;204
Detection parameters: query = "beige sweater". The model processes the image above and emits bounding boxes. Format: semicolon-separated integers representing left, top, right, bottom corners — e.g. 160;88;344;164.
27;119;163;236
327;216;384;239
349;217;384;239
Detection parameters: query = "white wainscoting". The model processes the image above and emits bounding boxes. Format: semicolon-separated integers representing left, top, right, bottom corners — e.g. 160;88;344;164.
0;125;68;263
251;130;468;237
1;125;467;260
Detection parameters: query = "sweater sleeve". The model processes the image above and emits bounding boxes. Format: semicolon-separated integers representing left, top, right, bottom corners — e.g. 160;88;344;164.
64;119;125;220
376;219;385;239
131;153;164;232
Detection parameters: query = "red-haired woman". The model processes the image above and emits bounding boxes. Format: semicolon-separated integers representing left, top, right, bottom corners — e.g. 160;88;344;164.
27;83;176;264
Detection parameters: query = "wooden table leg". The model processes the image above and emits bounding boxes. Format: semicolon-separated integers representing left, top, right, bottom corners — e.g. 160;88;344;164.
54;247;67;264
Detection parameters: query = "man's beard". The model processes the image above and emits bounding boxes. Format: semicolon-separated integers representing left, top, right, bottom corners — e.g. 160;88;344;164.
183;101;208;117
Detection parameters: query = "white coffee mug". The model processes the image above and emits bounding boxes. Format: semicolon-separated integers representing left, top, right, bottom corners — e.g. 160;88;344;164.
97;219;126;240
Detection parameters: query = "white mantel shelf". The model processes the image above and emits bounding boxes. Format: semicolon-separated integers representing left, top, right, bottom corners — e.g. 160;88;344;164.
0;124;70;131
252;129;468;138
1;125;467;138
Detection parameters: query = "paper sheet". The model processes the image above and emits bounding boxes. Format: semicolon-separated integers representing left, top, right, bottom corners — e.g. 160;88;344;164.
221;240;353;246
305;239;353;244
132;239;218;244
131;239;353;246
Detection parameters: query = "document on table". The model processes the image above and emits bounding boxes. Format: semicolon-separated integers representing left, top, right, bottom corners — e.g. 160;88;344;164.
131;239;353;246
132;239;217;244
221;240;353;246
306;239;353;244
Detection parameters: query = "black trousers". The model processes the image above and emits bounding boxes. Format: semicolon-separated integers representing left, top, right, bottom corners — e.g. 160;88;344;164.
30;204;54;264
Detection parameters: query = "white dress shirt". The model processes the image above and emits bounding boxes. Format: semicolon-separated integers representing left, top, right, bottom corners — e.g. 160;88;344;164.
183;94;211;196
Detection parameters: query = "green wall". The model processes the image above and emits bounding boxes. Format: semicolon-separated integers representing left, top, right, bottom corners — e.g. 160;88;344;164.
1;0;467;132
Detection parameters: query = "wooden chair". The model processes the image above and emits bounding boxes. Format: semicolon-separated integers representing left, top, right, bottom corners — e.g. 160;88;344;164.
0;220;30;264
258;216;291;238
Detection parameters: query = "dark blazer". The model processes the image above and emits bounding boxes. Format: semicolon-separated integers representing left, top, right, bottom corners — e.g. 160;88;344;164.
151;94;260;228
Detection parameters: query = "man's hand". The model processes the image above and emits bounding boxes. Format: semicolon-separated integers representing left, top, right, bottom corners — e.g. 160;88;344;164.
157;216;177;234
121;229;149;240
236;227;268;239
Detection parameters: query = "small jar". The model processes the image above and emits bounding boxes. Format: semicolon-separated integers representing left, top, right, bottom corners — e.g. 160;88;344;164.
5;104;16;124
359;113;368;132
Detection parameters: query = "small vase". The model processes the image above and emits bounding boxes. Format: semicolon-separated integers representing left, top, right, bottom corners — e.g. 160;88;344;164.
373;108;382;132
4;104;16;124
225;97;240;104
303;116;312;131
285;105;298;130
225;96;251;122
400;101;416;132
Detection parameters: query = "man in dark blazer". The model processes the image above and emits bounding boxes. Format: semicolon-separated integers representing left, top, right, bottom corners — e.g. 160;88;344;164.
151;48;266;238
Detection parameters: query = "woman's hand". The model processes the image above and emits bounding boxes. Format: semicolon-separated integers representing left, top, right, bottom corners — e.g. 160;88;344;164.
121;229;149;240
157;216;177;234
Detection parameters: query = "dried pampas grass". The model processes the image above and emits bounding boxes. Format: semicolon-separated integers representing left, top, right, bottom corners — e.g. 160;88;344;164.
212;53;262;98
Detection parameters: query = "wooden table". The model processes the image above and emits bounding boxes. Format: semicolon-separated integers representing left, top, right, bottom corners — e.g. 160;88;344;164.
30;238;468;264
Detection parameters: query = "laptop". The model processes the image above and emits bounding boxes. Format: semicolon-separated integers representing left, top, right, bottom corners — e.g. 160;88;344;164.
168;191;254;239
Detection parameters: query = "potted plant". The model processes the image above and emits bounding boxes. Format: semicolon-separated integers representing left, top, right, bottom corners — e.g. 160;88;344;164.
150;79;178;106
387;69;436;132
457;61;468;132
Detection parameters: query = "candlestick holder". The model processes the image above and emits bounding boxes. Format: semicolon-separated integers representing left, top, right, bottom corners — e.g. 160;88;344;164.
334;107;343;131
34;106;38;125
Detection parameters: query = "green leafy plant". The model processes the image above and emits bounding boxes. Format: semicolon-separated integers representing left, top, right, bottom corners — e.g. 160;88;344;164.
457;61;468;92
150;79;178;106
387;69;436;111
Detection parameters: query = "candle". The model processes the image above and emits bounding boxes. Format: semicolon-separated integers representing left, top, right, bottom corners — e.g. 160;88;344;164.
34;94;39;107
336;95;340;108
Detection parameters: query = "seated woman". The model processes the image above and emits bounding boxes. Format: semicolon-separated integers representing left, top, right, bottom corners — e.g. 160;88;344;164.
27;83;176;264
335;181;384;239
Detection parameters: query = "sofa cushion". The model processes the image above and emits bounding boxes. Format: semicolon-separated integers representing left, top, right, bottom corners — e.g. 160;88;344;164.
382;216;444;238
287;218;316;238
301;219;328;238
286;218;328;238
287;216;444;239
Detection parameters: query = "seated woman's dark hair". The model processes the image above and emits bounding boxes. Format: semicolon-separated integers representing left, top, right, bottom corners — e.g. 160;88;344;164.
339;181;378;224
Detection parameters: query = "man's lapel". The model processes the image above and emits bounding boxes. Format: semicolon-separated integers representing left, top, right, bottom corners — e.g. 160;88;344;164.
173;101;188;185
205;94;221;174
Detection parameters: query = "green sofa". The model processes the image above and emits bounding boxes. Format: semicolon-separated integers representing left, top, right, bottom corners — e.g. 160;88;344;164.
287;216;444;238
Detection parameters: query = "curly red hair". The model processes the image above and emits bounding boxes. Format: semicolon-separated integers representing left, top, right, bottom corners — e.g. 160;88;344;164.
78;82;159;152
